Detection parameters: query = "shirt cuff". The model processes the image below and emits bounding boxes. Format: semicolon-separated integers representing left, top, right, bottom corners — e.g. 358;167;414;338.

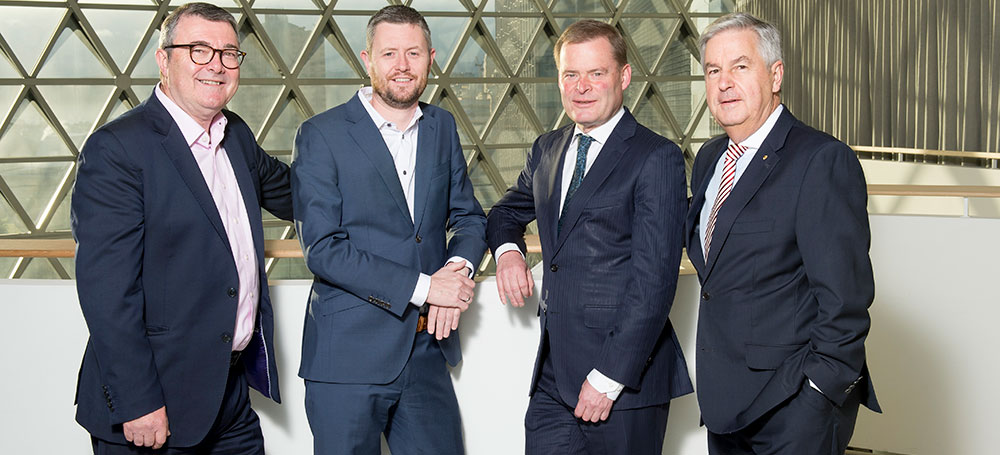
807;378;826;396
494;243;525;261
410;273;432;307
587;369;624;401
446;256;475;278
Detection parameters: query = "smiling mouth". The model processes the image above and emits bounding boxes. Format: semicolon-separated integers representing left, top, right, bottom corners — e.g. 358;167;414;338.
199;79;223;86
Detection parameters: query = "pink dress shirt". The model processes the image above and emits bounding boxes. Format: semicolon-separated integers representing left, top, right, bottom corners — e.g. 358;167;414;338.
156;86;259;352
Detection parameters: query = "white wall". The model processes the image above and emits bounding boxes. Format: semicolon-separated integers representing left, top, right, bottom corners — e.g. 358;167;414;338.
1;214;997;454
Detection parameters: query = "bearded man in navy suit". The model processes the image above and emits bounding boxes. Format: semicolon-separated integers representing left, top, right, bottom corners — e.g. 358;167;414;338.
486;20;692;455
73;3;292;453
292;5;486;455
686;13;881;455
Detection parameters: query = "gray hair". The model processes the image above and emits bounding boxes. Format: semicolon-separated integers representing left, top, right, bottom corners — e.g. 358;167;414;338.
366;5;432;52
699;12;782;68
159;2;239;49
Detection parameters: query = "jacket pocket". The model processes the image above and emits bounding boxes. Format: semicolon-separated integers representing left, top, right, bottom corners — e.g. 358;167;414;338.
583;305;617;329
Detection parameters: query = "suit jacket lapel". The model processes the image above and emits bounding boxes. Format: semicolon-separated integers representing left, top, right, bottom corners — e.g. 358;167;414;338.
345;95;412;225
538;127;573;254
150;96;231;252
702;111;793;278
550;111;635;257
412;105;435;232
687;140;727;275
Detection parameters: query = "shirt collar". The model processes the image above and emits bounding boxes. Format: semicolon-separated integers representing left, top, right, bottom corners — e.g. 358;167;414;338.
357;86;423;131
573;106;625;145
733;104;784;150
155;84;226;147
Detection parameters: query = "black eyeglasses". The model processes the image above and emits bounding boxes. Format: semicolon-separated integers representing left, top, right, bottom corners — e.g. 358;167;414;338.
164;44;246;69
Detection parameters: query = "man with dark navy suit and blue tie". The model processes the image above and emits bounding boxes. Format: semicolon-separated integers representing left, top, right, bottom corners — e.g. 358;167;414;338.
73;3;292;454
687;13;881;455
486;20;692;455
292;5;486;455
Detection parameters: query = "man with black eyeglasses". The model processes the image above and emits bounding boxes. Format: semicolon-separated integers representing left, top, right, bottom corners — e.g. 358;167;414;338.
72;3;292;454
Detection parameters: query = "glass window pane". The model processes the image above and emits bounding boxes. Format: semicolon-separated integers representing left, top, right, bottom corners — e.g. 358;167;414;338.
408;0;470;12
331;15;370;59
299;85;362;114
257;14;321;69
521;82;562;131
485;100;539;145
20;257;61;279
0;6;65;72
0;86;20;116
252;0;319;10
333;0;386;10
0;162;73;228
227;85;283;135
131;36;161;79
238;32;283;78
0;258;18;279
82;8;156;72
299;34;359;79
37;85;115;149
45;193;71;232
552;0;607;13
452;31;506;78
260;99;305;152
0;100;73;159
57;257;76;279
424;16;468;69
38;26;113;78
448;82;506;136
0;195;30;235
484;15;541;72
0;52;18;77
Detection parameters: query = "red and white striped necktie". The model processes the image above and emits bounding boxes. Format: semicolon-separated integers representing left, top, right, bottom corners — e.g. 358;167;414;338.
704;142;747;257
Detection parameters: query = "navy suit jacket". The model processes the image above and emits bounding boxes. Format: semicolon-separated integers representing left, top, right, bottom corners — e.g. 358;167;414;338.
686;107;880;434
72;92;293;446
487;109;693;410
293;94;487;384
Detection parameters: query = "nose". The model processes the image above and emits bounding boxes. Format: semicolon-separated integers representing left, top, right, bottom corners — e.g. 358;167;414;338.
205;50;226;72
575;76;590;93
717;70;733;90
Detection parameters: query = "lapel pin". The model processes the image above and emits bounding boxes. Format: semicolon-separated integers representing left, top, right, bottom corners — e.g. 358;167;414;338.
762;155;769;160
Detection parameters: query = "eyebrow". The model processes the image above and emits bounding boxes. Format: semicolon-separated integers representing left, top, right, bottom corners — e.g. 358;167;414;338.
187;39;240;50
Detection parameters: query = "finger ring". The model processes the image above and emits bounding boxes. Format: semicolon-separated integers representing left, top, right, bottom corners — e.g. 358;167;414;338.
462;296;471;303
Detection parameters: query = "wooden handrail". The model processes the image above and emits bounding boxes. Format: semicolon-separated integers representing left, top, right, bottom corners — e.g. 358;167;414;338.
2;184;997;260
853;145;999;161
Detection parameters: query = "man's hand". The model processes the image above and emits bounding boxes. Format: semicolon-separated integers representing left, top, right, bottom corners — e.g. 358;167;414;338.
495;251;534;307
426;261;474;311
426;304;461;340
123;406;170;449
574;380;613;423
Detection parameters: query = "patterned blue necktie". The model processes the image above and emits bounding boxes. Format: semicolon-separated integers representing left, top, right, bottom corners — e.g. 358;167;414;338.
558;133;594;233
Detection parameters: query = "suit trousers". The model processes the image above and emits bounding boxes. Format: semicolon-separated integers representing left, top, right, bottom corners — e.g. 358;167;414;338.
524;332;670;455
707;380;861;455
91;358;264;455
304;331;464;455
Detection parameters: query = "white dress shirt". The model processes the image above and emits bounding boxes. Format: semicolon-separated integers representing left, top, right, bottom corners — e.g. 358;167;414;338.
357;87;473;307
496;107;627;400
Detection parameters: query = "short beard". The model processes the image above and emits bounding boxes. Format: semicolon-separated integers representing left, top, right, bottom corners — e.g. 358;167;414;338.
372;74;426;110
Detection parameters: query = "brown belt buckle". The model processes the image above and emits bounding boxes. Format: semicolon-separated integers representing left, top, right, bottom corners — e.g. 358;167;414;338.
416;314;428;333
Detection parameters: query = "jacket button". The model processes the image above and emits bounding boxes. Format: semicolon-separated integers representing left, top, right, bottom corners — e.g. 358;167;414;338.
227;287;237;298
550;264;558;272
415;235;422;243
702;291;711;300
221;332;233;343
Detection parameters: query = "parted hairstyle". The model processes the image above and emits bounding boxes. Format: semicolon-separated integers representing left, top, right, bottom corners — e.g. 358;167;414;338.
553;20;628;68
699;12;782;68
